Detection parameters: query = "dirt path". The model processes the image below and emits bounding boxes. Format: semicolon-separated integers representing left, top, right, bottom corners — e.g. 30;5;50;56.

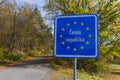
0;55;53;80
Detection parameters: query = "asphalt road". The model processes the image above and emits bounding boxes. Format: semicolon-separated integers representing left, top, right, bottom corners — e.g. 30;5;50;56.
0;55;53;80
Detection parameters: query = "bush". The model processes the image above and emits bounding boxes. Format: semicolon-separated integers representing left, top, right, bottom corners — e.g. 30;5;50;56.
28;50;43;56
4;51;23;61
0;48;5;64
54;58;73;68
0;48;24;65
89;61;111;78
53;58;111;77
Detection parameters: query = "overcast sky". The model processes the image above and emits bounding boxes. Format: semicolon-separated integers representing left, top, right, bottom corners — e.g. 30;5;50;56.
16;0;45;6
16;0;46;17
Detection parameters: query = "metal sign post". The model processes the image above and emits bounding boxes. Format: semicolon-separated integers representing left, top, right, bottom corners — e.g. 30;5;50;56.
74;58;77;80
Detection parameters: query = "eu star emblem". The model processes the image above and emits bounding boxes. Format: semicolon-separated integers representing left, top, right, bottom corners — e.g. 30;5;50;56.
54;14;98;58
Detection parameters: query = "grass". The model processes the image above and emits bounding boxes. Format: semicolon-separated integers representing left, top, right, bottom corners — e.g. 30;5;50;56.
0;48;44;66
109;63;120;74
0;48;25;65
45;64;104;80
109;64;120;69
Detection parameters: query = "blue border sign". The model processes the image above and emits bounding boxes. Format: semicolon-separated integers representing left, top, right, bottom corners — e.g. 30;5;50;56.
54;14;98;58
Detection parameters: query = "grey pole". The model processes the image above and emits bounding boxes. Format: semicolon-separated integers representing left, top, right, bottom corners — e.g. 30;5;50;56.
73;58;77;80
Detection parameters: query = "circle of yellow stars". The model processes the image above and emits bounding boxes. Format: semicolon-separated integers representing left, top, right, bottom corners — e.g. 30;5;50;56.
60;21;92;52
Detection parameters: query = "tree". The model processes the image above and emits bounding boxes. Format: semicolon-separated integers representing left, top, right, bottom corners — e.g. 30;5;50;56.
44;0;120;72
0;0;53;54
30;6;53;53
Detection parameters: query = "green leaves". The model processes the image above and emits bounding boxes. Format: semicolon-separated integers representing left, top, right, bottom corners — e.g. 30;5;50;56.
44;0;120;73
0;0;52;54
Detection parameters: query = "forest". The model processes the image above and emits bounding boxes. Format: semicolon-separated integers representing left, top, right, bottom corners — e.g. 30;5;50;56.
0;0;52;64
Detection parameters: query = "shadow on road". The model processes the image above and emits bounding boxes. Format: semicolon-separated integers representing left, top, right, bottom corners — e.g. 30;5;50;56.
12;55;53;69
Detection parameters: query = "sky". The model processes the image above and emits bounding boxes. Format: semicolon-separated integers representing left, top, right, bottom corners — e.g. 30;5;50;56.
16;0;46;18
17;0;45;6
